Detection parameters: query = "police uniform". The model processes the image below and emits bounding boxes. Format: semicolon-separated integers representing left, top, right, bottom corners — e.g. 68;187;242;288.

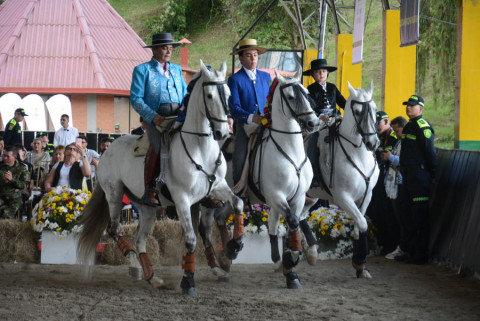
399;95;437;264
0;160;30;219
3;118;22;146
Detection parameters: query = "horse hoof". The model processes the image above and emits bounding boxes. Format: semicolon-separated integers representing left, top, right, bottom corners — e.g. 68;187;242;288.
211;267;228;278
225;239;243;260
128;267;143;280
218;252;232;272
274;260;283;273
149;276;166;288
357;269;372;279
217;275;230;283
285;271;302;289
182;287;197;296
306;245;318;266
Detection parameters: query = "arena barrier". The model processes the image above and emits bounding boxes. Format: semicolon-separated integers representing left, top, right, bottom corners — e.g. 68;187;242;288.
430;148;480;274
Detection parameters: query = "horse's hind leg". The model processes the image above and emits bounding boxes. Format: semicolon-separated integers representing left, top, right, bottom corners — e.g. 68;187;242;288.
198;206;229;281
105;192;143;281
134;204;165;287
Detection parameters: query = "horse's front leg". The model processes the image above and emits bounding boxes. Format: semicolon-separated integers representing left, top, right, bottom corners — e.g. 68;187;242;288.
175;201;197;295
335;192;371;279
268;197;303;289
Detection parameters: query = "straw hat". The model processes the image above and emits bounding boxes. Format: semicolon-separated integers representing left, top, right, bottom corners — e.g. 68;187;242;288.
230;39;268;55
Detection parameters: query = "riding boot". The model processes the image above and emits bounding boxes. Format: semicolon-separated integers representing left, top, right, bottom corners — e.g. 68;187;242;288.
142;145;160;206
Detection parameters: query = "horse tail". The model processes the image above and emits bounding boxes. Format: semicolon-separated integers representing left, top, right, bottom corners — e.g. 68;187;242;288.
77;183;110;265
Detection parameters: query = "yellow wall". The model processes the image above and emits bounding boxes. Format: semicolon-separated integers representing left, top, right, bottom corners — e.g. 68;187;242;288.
302;49;318;88
382;10;416;118
336;34;362;100
457;0;480;150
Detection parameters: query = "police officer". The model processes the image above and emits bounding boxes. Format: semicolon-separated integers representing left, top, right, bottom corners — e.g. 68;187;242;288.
397;95;437;265
37;132;54;156
0;146;30;219
3;108;28;146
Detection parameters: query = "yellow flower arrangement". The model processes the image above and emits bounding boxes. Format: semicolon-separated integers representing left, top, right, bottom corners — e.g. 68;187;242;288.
225;203;286;236
31;186;91;237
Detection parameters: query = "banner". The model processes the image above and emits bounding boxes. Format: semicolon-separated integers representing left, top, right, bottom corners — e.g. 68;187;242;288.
400;0;420;47
352;0;365;65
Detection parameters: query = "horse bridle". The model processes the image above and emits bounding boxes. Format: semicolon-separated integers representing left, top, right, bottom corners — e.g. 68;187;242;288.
180;77;230;195
350;98;377;141
273;82;315;134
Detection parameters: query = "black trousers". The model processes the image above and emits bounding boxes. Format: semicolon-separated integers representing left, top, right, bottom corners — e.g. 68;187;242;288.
400;168;431;261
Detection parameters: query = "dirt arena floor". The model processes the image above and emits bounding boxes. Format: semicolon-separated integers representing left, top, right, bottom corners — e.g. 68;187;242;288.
1;257;479;321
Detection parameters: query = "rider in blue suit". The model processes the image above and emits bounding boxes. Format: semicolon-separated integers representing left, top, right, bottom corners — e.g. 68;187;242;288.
227;39;271;186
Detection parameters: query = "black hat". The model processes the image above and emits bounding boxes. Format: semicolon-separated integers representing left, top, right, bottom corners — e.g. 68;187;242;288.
303;59;337;76
15;108;28;116
402;95;425;107
143;33;182;48
36;132;48;138
376;111;389;123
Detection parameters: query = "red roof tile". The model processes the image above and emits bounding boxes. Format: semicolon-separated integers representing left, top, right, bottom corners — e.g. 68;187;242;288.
0;0;152;95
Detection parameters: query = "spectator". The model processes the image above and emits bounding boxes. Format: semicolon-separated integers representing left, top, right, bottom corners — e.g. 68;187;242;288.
131;116;147;135
3;108;28;146
99;138;112;155
53;114;79;146
26;138;51;188
0;146;30;219
0;136;4;162
44;142;91;192
50;145;65;169
365;111;399;256
37;132;54;156
396;95;437;265
381;116;408;260
77;135;99;191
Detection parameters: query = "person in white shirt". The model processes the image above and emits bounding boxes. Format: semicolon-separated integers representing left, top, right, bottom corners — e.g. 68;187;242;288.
53;114;79;146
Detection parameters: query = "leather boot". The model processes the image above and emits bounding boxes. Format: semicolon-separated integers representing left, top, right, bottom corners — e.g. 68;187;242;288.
142;145;160;206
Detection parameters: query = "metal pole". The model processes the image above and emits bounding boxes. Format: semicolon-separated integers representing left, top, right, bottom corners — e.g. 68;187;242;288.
317;0;328;58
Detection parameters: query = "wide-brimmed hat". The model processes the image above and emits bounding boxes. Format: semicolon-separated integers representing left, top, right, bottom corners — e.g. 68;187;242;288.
143;33;182;48
230;39;268;55
402;95;425;107
15;108;28;116
303;59;337;76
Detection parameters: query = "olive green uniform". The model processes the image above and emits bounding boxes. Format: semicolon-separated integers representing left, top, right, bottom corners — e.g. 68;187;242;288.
0;160;30;219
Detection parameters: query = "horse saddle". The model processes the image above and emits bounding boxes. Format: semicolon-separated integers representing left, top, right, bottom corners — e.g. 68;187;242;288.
131;119;181;157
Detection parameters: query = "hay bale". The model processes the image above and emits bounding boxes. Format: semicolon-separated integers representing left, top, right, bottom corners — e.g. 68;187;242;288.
100;224;160;265
100;219;222;267
0;220;39;263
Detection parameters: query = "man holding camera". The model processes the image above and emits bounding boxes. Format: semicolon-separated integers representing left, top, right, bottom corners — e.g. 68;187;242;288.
365;111;399;255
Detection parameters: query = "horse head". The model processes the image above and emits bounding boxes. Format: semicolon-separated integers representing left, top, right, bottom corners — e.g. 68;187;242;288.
189;60;230;140
272;72;319;133
346;81;379;151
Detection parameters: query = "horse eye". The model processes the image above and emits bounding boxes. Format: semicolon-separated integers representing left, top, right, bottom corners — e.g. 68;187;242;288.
207;94;213;99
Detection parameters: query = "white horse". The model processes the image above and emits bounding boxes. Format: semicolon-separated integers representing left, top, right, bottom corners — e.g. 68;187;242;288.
215;73;320;289
77;61;243;295
307;81;379;278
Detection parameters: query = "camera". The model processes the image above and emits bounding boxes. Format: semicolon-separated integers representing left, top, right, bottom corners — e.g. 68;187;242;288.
376;147;386;153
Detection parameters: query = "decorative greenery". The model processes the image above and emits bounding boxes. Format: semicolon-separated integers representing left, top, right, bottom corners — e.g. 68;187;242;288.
31;186;91;237
226;203;286;235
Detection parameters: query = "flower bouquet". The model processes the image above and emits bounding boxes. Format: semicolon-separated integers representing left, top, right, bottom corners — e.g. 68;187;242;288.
31;186;91;237
226;203;286;236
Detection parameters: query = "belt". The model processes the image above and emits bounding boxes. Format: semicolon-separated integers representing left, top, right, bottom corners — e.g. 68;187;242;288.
159;103;180;108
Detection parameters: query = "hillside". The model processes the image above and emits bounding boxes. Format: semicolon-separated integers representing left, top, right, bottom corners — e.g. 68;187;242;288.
109;0;454;148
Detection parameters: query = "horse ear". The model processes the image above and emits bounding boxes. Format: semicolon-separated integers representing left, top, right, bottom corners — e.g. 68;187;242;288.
200;60;208;74
275;71;285;82
219;61;227;77
366;80;374;96
348;81;357;97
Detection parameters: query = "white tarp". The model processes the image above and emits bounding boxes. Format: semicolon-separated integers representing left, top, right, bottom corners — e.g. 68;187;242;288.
45;94;72;131
352;0;366;65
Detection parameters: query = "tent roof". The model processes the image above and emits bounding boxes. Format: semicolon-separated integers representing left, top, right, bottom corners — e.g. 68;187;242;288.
0;0;152;96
